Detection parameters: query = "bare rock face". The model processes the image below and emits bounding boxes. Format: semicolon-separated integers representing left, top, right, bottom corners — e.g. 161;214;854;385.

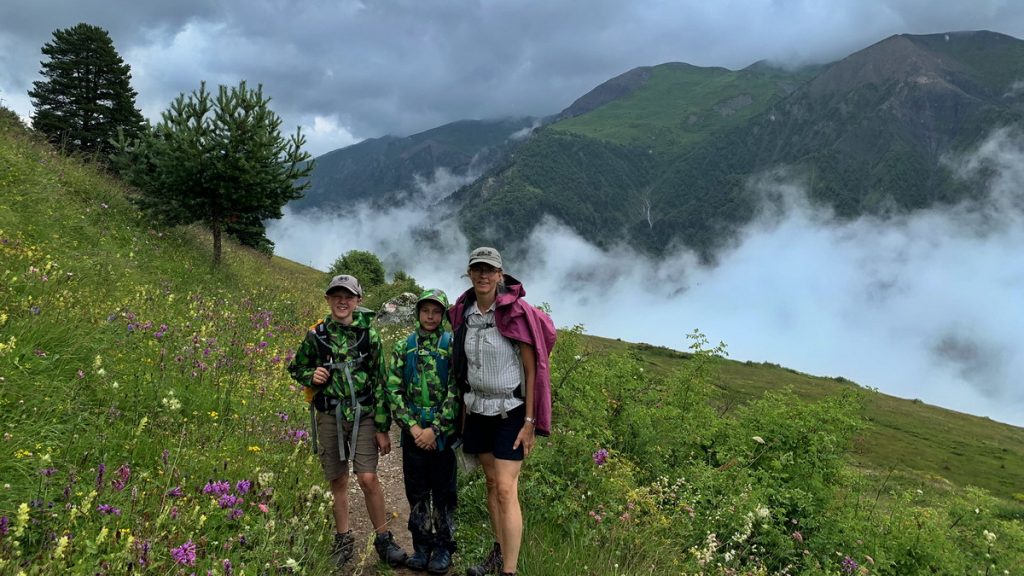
377;292;418;326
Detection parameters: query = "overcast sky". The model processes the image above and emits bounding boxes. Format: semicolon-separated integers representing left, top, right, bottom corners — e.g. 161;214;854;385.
3;1;1024;156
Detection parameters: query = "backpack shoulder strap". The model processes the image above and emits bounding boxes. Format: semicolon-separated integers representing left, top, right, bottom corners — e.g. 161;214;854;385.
403;332;419;386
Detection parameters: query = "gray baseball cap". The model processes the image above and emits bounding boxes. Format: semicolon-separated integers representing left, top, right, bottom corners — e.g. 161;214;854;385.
325;274;362;296
468;246;502;268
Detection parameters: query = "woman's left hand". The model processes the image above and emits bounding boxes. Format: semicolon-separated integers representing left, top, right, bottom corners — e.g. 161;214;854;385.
513;422;536;457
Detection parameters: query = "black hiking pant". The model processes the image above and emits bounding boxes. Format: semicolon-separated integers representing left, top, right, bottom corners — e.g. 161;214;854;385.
402;429;457;553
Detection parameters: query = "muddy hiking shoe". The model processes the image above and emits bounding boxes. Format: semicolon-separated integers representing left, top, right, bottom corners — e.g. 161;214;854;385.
330;530;355;568
427;547;452;574
466;541;502;576
374;530;408;567
406;544;430;571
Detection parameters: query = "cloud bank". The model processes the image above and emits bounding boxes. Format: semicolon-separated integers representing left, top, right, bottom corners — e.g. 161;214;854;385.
268;129;1024;427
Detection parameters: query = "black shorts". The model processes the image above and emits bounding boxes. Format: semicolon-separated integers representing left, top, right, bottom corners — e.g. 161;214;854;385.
462;403;525;461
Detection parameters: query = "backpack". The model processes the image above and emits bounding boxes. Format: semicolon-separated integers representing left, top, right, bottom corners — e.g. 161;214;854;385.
306;320;372;407
402;331;452;406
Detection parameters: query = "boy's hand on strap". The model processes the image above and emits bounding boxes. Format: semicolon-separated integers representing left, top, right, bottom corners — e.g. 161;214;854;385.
311;367;329;386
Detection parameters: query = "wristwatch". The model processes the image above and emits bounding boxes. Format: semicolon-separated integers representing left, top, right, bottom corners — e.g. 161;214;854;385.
524;416;537;424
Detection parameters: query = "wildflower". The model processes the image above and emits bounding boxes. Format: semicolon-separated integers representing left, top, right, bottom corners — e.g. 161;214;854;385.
592;448;609;466
218;494;243;509
227;507;244;520
840;556;858;574
169;506;179;520
96;526;109;545
983;529;997;544
258;503;269;513
235;480;252;495
97;504;122;516
791;531;803;544
752;436;765;444
112;464;131;491
53;534;69;558
209;411;218;420
167;486;183;498
223;559;234;576
39;467;57;477
283;558;300;572
162;449;169;466
276;412;289;422
14;502;30;537
76;369;85;379
247;445;261;453
0;516;8;535
170;539;197;566
30;306;41;315
95;463;106;488
136;539;151;566
203;480;231;496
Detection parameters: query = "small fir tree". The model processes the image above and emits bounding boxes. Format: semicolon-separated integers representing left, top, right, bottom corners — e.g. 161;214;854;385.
29;23;145;159
114;81;313;264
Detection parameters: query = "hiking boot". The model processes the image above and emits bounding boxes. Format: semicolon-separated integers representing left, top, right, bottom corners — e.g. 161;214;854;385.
329;530;355;568
427;547;452;574
466;542;502;576
374;531;408;567
406;545;431;571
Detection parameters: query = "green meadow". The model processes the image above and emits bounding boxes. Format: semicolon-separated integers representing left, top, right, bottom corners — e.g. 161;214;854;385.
1;111;1022;574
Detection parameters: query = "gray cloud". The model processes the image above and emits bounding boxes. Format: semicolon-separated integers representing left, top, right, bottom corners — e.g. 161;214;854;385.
267;127;1024;426
5;1;1024;155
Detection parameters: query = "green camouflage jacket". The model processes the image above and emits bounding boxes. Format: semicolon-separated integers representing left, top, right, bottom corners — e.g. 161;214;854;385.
385;328;458;436
287;310;391;432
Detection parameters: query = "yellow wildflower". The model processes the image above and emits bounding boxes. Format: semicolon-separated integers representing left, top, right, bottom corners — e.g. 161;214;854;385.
247;446;262;453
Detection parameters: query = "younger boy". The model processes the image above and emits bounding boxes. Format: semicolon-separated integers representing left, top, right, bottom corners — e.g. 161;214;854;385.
288;274;408;569
385;289;459;573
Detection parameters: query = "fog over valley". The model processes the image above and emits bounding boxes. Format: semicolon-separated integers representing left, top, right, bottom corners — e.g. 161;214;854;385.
268;128;1024;427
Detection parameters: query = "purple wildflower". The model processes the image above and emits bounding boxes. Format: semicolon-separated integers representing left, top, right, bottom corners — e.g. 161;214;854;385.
235;480;252;495
136;539;151;566
223;558;234;576
97;504;122;516
841;556;858;574
39;467;57;477
112;464;131;491
167;486;183;498
0;516;8;536
30;306;41;315
218;494;243;509
169;506;179;520
203;480;231;496
162;449;169;466
77;369;85;379
95;463;106;489
593;448;609;466
170;539;197;566
276;412;289;422
227;507;244;521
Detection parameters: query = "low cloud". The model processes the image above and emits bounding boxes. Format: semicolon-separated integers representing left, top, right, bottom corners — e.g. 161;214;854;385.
269;129;1024;426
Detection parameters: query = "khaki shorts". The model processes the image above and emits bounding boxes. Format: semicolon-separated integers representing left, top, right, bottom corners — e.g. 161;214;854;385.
315;411;380;480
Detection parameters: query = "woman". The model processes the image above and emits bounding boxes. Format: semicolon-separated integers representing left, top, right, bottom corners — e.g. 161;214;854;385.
449;247;553;576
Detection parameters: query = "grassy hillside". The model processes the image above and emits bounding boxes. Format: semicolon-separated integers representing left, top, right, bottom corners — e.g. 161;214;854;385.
588;337;1024;500
555;63;802;156
2;111;1022;574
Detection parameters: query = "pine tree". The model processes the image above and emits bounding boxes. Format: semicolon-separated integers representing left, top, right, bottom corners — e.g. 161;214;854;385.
114;81;313;264
29;23;145;159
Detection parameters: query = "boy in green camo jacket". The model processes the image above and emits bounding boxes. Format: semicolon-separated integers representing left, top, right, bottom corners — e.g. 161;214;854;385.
287;274;407;569
385;289;459;573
